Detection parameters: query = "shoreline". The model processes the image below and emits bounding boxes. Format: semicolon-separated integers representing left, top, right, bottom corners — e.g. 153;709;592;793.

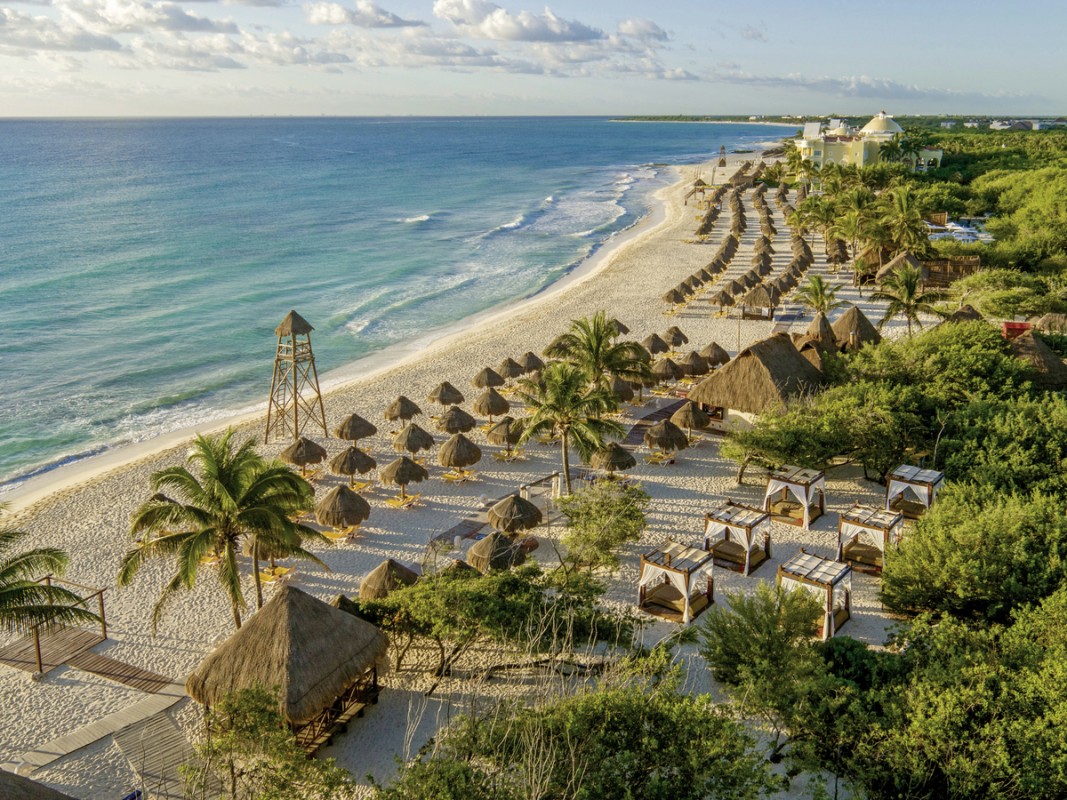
2;169;678;517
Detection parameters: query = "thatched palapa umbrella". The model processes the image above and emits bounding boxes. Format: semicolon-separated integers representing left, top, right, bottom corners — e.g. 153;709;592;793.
725;279;746;296
517;351;545;373
709;289;735;310
670;401;712;441
590;442;637;474
643;419;688;455
607;318;630;336
467;531;526;574
662;288;686;306
700;341;731;366
186;586;387;726
315;484;371;531
334;413;377;443
380;456;429;499
330;446;376;487
832;305;882;352
384;395;422;422
609;375;635;403
0;771;79;800
280;437;327;477
427;381;464;407
487;416;524;455
393;423;434;455
664;326;689;347
359;559;418;601
472;367;505;389
438;433;482;471
652;357;683;383
487;494;543;533
436;405;476;434
498;357;524;382
642;333;669;356
474;387;510;422
678;351;710;376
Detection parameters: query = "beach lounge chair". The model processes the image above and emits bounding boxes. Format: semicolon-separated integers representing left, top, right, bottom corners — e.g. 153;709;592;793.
493;449;526;463
443;469;477;483
385;493;422;510
644;451;675;465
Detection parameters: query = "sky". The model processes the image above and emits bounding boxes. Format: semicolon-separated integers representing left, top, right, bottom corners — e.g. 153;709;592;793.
0;0;1063;117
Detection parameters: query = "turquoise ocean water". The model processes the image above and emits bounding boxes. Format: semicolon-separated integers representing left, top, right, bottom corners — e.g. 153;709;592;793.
0;117;790;489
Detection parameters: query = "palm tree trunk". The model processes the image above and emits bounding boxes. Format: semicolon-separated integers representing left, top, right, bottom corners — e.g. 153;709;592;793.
253;541;264;610
560;429;572;495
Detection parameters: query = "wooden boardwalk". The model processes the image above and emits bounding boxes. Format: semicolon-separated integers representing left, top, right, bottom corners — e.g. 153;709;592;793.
623;400;686;447
114;712;221;800
0;626;103;674
67;651;173;694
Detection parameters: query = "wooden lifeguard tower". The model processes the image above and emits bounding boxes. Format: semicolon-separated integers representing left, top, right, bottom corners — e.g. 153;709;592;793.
265;310;327;444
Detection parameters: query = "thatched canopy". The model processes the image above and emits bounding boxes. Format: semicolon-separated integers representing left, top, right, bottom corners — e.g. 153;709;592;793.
671;401;711;432
186;586;388;726
275;310;314;337
436;405;477;434
472;367;505;389
876;251;927;284
642;333;669;355
467;531;526;574
678;351;710;376
359;559;419;601
486;416;524;447
380;456;429;489
832;306;882;351
498;357;524;380
607;318;630;336
608;375;634;402
517;351;546;372
427;381;465;406
315;485;371;529
688;333;823;415
393;423;434;454
697;267;714;283
663;327;687;348
330;446;376;485
590;442;637;473
675;281;695;298
438;433;482;469
1011;330;1067;388
652;358;684;382
709;290;735;308
662;288;685;305
945;304;983;324
1033;313;1067;334
280;437;327;468
700;341;731;366
644;419;689;453
742;284;779;309
384;395;422;422
334;413;377;442
804;312;836;351
474;387;510;418
0;771;79;800
488;494;543;533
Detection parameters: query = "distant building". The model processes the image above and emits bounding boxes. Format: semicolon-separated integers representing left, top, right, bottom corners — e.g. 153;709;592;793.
940;121;957;128
793;111;943;171
964;120;980;128
989;120;1012;130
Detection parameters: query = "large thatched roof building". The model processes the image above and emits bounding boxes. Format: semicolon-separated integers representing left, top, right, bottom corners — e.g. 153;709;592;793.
1011;330;1067;388
688;333;823;424
0;771;78;800
876;251;927;284
186;585;388;749
832;305;882;352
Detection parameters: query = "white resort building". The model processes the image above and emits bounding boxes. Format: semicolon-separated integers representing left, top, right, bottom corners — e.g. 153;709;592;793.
794;111;943;170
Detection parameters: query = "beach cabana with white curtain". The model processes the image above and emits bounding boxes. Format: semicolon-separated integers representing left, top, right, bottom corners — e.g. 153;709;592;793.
837;503;904;572
886;465;943;518
763;465;826;529
638;541;714;624
703;500;771;575
777;551;852;641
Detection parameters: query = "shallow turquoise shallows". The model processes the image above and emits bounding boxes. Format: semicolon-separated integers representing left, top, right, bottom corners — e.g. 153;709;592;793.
0;117;790;487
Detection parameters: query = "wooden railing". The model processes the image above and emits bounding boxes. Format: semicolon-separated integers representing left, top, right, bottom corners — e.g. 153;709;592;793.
29;576;107;674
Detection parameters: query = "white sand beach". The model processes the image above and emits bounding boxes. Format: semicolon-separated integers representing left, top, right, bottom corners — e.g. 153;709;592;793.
1;154;914;799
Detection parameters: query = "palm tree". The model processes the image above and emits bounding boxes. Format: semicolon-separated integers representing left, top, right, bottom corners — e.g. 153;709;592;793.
871;263;945;337
0;505;99;636
830;209;865;264
880;186;930;257
516;362;624;495
878;139;903;164
795;275;845;315
119;430;325;632
543;311;652;391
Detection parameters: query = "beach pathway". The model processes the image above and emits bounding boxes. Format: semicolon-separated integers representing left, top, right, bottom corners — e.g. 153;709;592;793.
113;711;221;800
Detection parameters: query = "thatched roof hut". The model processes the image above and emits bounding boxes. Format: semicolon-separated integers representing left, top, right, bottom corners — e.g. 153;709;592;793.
275;310;314;337
359;559;419;601
0;771;79;800
688;333;823;415
798;312;836;352
741;284;779;309
1011;330;1067;388
876;252;928;284
1033;313;1067;334
832;306;882;352
186;586;388;726
944;305;983;324
467;531;526;574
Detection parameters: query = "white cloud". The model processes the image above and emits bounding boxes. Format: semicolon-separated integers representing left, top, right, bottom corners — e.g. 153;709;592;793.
57;0;238;34
433;0;603;42
617;18;667;43
740;25;766;42
0;7;122;51
127;32;244;69
305;0;423;27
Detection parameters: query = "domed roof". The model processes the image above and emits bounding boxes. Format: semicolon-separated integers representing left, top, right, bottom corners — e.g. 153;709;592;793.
861;111;903;135
829;125;850;136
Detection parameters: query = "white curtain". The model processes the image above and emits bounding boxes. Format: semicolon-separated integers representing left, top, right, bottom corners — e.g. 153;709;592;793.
765;477;823;529
887;479;934;509
840;521;884;553
640;563;710;624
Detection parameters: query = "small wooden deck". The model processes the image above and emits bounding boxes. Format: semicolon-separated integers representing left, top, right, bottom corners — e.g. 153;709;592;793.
623;400;685;446
67;651;173;694
114;711;221;800
0;626;103;674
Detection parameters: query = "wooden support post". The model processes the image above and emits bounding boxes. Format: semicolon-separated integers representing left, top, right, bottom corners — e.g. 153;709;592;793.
34;627;43;675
